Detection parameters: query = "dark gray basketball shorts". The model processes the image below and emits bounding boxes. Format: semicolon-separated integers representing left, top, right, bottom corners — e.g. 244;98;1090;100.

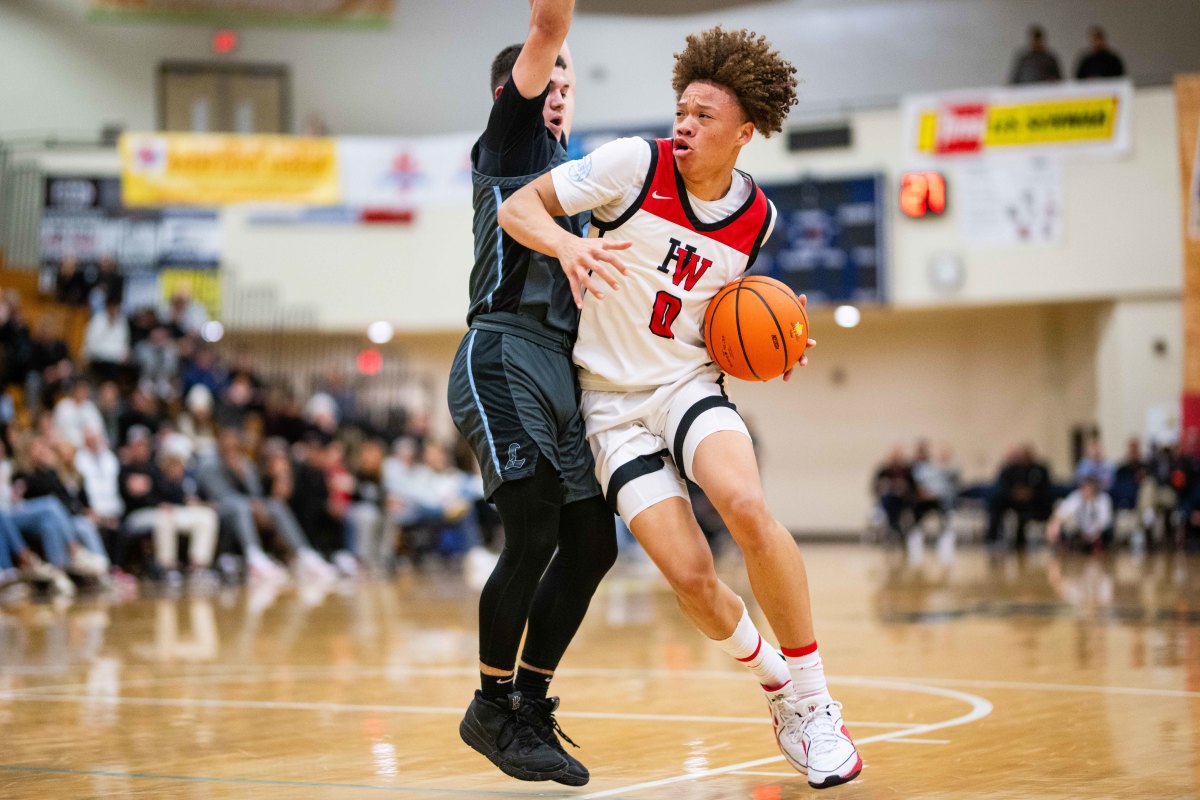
448;324;600;504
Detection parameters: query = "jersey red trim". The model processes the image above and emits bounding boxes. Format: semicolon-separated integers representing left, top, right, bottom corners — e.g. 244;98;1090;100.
630;139;769;257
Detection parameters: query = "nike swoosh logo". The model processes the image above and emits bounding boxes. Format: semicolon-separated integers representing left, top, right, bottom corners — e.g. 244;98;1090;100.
497;676;515;684
652;191;672;200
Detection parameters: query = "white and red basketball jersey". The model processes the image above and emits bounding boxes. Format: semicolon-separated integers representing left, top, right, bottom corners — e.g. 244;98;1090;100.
557;138;776;391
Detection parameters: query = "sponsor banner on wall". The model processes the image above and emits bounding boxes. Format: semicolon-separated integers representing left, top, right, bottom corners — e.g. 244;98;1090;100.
120;133;340;206
751;174;886;305
89;0;392;27
336;133;475;211
957;156;1064;247
902;79;1132;160
41;175;221;272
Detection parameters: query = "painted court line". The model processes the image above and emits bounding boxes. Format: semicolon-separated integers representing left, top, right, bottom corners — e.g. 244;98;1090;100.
896;675;1200;699
7;663;1196;699
562;678;993;800
0;692;913;728
0;765;587;798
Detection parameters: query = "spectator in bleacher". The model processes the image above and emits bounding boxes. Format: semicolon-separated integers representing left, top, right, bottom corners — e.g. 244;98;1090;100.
89;256;124;313
286;435;351;569
120;428;218;586
913;444;961;531
128;307;159;347
1112;438;1153;537
117;384;160;445
226;351;266;413
1009;25;1063;84
84;298;131;385
52;378;103;449
0;440;77;587
987;444;1054;547
178;384;218;461
0;292;32;391
418;440;484;557
216;373;256;429
1047;474;1113;551
195;429;334;583
13;436;109;574
182;346;223;399
304;392;340;440
873;447;915;538
909;440;941;528
1074;438;1114;491
134;323;179;401
25;316;74;411
348;438;391;572
0;510;73;597
74;426;123;524
95;380;123;448
54;256;89;307
1074;25;1125;80
321;369;358;426
164;287;207;338
262;387;307;444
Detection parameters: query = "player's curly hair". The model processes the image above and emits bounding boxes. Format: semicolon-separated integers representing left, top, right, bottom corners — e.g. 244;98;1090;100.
672;27;798;137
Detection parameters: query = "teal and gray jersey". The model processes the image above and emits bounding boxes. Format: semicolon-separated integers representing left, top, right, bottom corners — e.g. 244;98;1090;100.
466;140;588;338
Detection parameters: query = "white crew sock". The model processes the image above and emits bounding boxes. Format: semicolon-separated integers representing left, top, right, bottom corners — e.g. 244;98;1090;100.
713;603;792;690
783;642;832;708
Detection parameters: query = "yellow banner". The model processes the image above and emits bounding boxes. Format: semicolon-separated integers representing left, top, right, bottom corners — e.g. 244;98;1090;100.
904;80;1132;158
985;97;1120;148
90;0;392;28
120;134;340;206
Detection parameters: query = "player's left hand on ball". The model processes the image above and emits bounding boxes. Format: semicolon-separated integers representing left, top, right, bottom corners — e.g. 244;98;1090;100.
783;293;816;382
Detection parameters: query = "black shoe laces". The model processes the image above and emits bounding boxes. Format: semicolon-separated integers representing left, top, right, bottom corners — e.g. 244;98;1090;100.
523;698;580;750
496;705;547;755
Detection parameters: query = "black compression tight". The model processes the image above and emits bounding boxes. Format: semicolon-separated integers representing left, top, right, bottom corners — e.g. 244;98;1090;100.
478;458;617;673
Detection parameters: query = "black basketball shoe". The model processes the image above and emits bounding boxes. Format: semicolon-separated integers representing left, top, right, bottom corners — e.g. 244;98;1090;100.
459;690;569;782
520;696;589;786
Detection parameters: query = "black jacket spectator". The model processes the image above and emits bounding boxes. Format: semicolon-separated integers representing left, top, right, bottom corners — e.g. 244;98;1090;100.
18;466;89;517
55;258;90;307
987;446;1053;546
1074;26;1125;79
119;461;184;514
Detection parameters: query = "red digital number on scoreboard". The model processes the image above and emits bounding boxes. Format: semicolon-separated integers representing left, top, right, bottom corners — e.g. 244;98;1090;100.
899;171;947;218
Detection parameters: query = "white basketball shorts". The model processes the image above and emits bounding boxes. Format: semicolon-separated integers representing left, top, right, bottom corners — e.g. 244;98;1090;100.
581;368;750;523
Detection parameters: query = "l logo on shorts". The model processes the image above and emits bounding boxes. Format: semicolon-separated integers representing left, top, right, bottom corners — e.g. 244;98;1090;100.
504;443;527;471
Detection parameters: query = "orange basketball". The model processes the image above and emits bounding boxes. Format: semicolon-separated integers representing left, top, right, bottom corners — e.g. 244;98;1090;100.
703;276;810;382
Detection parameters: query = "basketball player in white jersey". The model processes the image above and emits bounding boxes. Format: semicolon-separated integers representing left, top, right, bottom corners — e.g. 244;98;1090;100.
497;27;862;788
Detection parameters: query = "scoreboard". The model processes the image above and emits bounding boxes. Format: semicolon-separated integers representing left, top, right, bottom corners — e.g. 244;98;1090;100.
751;174;886;305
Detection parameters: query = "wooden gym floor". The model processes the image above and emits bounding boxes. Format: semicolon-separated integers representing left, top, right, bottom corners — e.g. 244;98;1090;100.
1;542;1198;799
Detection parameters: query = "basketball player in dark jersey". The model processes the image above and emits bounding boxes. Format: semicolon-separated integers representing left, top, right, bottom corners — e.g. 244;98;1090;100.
446;0;616;786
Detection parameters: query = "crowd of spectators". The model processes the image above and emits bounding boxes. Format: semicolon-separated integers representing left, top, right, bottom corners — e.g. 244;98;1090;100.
873;435;1200;553
0;260;489;604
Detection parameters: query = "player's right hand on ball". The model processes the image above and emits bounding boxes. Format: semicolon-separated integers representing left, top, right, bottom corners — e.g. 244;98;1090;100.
558;237;631;308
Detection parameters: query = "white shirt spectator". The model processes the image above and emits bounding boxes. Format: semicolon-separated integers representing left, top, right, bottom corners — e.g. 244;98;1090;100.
53;396;105;449
84;309;130;364
1054;488;1113;542
75;444;123;518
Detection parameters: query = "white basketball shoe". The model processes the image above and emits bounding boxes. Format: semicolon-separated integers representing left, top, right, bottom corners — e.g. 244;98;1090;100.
765;687;862;789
